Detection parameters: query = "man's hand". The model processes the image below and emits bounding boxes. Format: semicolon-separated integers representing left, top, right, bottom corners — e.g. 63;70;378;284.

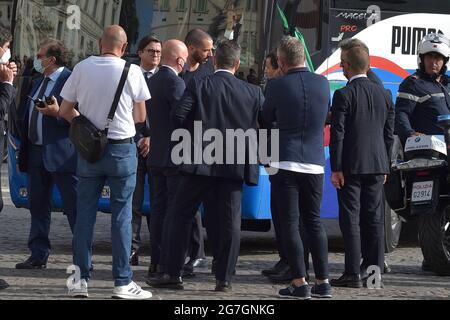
7;62;18;76
0;64;13;83
331;172;345;190
384;175;388;185
138;137;150;158
36;96;60;117
411;132;425;137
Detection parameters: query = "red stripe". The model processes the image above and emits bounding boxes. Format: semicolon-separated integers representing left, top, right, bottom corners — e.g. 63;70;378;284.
320;56;411;79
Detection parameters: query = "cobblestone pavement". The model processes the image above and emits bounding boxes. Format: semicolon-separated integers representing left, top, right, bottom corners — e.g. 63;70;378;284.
0;172;449;301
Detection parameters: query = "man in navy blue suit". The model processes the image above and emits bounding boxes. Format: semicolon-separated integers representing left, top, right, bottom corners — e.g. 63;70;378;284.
263;36;331;300
330;39;394;289
145;39;189;277
149;40;263;292
129;35;162;267
179;29;214;274
15;39;78;269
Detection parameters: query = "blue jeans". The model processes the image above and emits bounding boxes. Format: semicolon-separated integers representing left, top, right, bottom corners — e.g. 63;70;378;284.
73;143;137;286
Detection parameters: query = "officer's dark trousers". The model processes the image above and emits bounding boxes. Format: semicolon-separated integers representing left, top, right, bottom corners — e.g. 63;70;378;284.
167;173;242;282
338;174;385;275
271;169;329;280
149;167;179;269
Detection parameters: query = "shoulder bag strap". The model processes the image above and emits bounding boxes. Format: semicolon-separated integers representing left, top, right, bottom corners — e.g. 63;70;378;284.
104;61;131;133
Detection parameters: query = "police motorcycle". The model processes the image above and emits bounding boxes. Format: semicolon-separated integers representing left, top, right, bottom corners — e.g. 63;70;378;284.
388;117;450;276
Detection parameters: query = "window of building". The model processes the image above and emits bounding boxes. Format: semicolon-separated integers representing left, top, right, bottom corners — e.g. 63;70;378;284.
177;0;186;12
195;0;208;13
161;0;170;11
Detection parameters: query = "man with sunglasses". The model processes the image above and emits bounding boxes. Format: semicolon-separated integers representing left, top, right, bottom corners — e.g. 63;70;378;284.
129;36;162;267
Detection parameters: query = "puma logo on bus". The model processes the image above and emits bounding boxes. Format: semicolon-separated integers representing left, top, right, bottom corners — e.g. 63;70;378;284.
391;26;445;55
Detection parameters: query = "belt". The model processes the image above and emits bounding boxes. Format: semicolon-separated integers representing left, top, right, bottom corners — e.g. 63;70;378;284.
108;138;133;144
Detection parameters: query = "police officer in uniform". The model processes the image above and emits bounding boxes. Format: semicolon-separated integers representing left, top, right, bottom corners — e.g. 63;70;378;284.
395;33;450;272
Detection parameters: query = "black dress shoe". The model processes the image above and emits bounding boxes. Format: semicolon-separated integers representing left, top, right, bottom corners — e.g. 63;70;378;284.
330;273;362;288
267;266;292;283
146;274;184;290
0;279;9;290
15;258;46;270
215;280;232;292
129;250;139;266
262;260;288;276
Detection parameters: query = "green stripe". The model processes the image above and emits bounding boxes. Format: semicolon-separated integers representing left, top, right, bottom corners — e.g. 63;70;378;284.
275;2;315;72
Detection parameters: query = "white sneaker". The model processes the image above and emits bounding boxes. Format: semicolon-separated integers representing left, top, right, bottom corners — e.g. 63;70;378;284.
112;281;152;300
68;279;88;298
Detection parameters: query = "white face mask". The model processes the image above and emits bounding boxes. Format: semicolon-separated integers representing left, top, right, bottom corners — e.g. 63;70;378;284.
0;48;11;64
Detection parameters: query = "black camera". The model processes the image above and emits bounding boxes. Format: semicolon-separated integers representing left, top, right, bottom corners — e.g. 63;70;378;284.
28;95;55;108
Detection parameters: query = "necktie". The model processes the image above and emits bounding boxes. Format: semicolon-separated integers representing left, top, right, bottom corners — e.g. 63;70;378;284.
29;77;51;144
144;71;153;84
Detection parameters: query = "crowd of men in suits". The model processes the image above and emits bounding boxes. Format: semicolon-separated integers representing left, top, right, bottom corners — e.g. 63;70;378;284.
6;23;448;300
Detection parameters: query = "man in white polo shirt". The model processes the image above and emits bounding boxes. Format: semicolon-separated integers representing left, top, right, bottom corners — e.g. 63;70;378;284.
59;25;152;300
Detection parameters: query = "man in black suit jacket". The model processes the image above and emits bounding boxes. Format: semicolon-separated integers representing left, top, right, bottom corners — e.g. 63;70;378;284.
129;35;162;267
263;36;331;300
149;40;263;292
145;40;188;276
179;29;215;274
0;27;17;290
330;40;394;288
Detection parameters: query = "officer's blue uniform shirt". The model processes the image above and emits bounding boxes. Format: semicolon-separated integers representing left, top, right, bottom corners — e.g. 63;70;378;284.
395;70;450;141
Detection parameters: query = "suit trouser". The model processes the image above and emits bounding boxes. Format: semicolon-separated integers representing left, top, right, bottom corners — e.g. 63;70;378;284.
167;173;242;282
149;167;179;269
27;145;77;262
203;190;219;260
338;174;385;275
186;212;206;262
131;155;151;253
271;169;329;280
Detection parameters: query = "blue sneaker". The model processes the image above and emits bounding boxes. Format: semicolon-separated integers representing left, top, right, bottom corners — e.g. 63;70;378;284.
311;283;332;298
278;284;311;300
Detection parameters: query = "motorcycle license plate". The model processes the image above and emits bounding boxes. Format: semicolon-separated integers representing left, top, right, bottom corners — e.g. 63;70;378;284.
411;181;433;203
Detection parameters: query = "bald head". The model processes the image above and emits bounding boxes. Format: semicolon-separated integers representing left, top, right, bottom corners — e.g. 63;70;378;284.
161;39;188;73
99;25;128;57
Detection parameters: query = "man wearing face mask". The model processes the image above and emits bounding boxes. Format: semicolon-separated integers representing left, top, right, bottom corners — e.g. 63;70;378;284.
0;27;18;290
15;39;78;271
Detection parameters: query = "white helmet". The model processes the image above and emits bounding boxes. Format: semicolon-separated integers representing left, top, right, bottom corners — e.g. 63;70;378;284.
417;33;450;73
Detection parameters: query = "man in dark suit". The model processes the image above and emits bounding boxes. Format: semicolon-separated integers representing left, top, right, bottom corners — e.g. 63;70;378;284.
0;27;17;290
129;35;162;267
263;36;331;300
149;40;263;292
15;39;77;270
180;29;215;274
330;40;394;288
145;39;188;277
